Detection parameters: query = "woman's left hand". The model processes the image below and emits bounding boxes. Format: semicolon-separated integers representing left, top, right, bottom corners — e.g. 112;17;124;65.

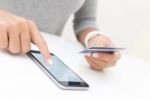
84;33;121;71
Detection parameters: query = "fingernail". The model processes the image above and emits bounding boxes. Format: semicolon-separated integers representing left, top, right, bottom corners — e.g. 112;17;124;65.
92;53;98;58
47;59;53;65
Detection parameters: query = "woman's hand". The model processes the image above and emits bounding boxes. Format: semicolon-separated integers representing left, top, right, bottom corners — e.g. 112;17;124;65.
84;33;121;71
0;10;51;64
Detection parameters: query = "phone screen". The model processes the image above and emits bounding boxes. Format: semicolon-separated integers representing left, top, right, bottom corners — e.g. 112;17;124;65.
29;51;89;87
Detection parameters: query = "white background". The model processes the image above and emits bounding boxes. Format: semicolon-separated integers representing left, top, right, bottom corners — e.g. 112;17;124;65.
62;0;150;61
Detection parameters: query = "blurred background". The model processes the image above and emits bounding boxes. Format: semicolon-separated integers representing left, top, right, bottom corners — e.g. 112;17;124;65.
62;0;150;61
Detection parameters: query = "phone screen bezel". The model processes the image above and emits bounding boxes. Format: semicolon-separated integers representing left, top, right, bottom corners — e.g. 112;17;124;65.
27;50;89;88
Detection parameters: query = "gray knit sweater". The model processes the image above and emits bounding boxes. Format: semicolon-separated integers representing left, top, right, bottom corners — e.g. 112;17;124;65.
0;0;98;35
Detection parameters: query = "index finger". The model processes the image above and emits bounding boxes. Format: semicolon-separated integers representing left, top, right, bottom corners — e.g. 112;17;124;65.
28;21;52;64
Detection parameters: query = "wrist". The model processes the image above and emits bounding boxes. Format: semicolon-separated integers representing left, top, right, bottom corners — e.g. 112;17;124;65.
84;31;104;48
77;28;96;45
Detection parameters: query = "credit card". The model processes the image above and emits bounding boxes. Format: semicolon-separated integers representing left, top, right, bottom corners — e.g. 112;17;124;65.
80;47;125;53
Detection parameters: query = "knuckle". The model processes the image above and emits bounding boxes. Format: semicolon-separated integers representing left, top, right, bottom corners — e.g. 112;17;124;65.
28;20;35;25
8;22;20;34
19;18;28;25
10;19;25;27
27;20;37;29
19;17;27;22
10;21;18;26
9;22;19;30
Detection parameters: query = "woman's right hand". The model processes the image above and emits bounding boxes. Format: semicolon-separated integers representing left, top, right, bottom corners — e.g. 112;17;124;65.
0;9;51;64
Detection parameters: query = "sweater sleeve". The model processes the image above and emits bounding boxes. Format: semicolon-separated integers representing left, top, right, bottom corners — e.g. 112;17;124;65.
73;0;99;35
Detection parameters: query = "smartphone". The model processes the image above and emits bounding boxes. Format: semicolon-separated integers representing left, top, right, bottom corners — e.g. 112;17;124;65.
27;50;89;90
80;47;125;53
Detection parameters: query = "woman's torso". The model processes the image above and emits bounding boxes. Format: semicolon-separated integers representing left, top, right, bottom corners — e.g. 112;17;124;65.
0;0;85;35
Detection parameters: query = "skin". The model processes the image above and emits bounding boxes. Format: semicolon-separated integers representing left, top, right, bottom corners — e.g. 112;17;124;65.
0;9;121;70
78;28;121;71
0;9;50;63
